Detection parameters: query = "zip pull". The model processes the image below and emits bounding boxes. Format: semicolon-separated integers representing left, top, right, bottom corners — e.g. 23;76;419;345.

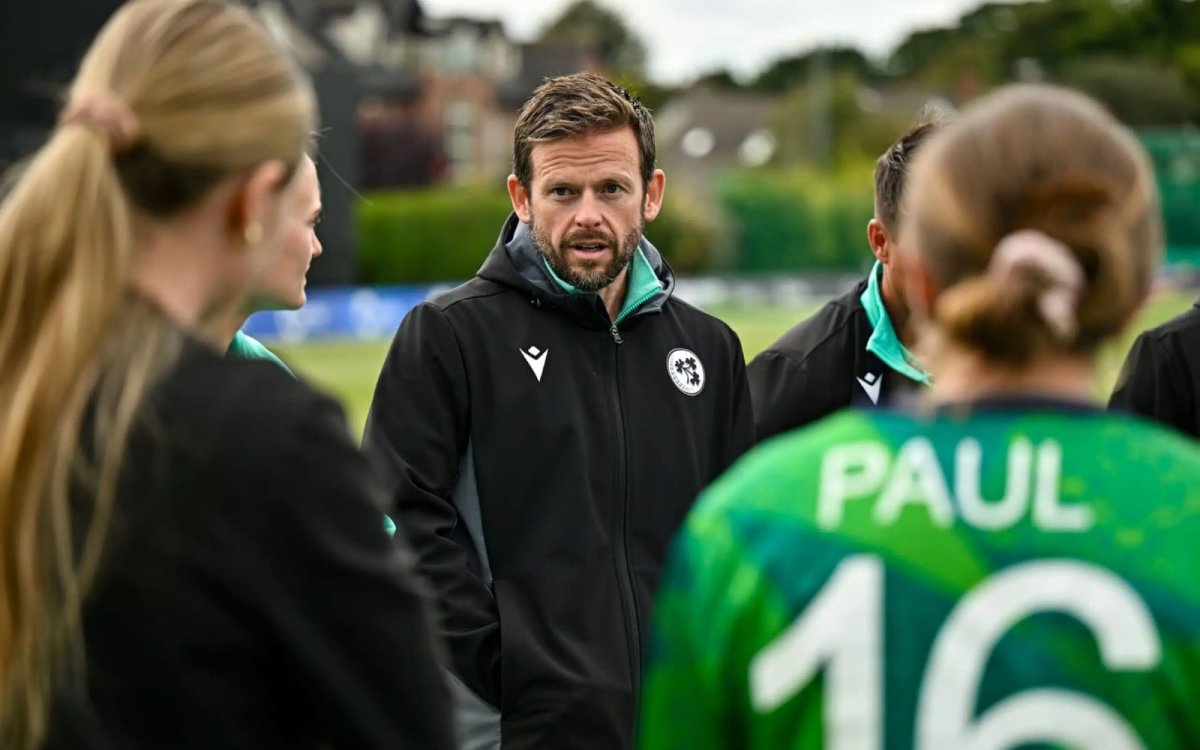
609;323;623;344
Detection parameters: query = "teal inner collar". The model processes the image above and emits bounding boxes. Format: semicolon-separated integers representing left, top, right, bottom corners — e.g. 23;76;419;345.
542;247;664;325
860;261;930;385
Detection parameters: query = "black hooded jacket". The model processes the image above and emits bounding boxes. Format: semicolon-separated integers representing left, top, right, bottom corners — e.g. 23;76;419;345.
1109;301;1200;438
364;214;754;749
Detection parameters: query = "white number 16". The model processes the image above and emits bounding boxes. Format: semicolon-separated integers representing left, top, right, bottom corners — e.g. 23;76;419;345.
749;556;1161;750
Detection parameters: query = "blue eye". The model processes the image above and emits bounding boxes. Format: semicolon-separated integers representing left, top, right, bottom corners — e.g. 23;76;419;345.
603;184;623;194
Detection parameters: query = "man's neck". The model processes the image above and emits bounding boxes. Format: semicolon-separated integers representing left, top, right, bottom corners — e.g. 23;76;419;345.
598;267;630;322
879;270;912;348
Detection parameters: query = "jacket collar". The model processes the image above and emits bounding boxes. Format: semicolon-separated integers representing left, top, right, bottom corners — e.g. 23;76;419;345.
860;261;930;385
478;213;674;329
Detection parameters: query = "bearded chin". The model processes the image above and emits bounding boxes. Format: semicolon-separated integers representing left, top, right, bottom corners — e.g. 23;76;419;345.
533;217;645;293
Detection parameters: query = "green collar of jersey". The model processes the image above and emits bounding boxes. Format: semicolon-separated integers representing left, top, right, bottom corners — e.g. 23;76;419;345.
228;330;294;377
542;247;665;325
861;261;930;385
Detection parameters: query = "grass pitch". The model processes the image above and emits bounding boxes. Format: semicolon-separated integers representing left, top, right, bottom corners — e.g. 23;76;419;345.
274;292;1195;439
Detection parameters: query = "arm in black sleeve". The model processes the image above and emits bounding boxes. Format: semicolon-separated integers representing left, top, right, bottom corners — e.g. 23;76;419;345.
726;336;756;466
747;349;827;443
1108;331;1197;437
248;395;457;750
362;303;502;706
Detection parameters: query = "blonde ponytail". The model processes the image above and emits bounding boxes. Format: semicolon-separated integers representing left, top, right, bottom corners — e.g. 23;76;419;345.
0;1;315;745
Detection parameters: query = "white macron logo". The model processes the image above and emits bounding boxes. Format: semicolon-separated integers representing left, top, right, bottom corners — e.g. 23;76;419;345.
520;346;549;382
857;372;882;404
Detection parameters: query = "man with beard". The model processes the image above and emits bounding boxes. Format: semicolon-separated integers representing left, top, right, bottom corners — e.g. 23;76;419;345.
364;72;754;750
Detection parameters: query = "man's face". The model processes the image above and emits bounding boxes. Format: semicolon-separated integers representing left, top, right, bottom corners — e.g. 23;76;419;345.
509;128;665;292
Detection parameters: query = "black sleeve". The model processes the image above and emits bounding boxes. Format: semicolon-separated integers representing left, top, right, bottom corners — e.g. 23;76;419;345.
747;349;831;443
362;303;502;706
1108;331;1196;437
249;396;457;750
725;336;756;466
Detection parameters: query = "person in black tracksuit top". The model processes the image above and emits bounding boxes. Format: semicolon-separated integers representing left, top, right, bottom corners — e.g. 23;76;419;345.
748;120;941;442
364;73;755;750
1109;301;1200;437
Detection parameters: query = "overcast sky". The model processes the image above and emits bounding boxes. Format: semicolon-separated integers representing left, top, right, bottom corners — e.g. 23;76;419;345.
420;0;1017;84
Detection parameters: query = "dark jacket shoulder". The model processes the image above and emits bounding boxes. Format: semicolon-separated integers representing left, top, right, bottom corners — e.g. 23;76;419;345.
748;282;869;440
1108;301;1200;438
670;295;740;336
1140;304;1200;342
424;275;510;313
758;281;867;366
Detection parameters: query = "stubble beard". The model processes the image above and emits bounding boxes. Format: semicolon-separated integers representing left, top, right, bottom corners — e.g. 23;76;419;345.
531;214;645;293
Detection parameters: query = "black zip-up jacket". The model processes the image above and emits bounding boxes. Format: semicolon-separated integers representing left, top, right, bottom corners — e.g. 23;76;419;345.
47;334;454;750
364;214;755;749
748;279;924;442
1109;301;1200;438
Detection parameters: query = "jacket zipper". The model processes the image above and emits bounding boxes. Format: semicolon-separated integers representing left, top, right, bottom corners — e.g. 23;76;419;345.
608;325;641;710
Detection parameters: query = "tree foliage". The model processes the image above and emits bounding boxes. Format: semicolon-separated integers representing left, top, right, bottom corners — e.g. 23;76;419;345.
538;0;647;78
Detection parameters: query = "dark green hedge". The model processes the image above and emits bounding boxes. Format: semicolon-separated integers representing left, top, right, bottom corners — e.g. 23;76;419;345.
357;133;1199;281
357;185;722;283
356;173;875;283
718;171;875;273
357;186;513;284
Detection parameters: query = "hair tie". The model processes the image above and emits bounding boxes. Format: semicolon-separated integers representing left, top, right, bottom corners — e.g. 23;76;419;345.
59;94;141;153
989;229;1085;340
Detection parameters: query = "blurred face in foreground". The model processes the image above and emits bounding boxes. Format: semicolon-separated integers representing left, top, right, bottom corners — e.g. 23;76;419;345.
509;127;665;292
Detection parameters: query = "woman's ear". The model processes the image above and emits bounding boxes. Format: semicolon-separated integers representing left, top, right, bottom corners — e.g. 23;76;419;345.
229;160;288;246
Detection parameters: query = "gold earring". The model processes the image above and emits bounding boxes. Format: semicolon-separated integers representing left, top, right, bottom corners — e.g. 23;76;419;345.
243;222;263;246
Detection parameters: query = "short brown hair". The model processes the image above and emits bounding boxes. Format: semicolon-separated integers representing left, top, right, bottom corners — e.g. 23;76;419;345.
512;72;655;189
874;118;942;230
907;84;1161;365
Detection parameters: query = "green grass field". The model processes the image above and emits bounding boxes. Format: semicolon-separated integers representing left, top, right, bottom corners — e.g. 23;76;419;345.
274;290;1195;438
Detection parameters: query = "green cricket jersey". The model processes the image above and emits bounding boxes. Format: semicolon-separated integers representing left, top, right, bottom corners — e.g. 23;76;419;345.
640;400;1200;750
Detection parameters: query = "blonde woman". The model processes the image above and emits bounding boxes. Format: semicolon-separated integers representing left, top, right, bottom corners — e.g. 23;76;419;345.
219;151;324;374
0;2;453;748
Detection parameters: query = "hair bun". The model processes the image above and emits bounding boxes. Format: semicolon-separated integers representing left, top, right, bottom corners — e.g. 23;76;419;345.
990;230;1085;341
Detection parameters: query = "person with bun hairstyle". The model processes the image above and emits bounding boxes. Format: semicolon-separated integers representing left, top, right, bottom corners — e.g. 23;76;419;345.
0;2;453;749
639;84;1200;749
